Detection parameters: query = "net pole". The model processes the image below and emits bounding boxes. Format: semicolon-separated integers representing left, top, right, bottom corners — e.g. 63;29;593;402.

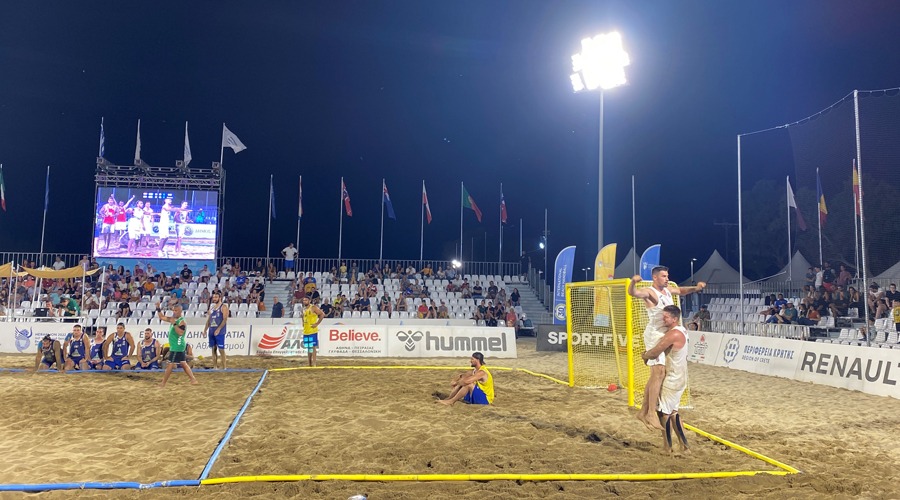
737;135;745;334
338;177;343;264
625;280;635;406
631;175;637;275
816;167;823;266
786;176;792;281
852;160;859;277
379;179;384;265
565;283;574;387
853;90;871;346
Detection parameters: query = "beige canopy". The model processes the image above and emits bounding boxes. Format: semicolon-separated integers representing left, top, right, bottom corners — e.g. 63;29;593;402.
20;265;102;279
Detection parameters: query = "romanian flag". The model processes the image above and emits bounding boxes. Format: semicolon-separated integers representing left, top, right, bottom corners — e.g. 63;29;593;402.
816;170;827;224
852;160;861;217
462;184;482;222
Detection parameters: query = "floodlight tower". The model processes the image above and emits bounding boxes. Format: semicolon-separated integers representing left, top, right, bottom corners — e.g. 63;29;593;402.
570;32;630;255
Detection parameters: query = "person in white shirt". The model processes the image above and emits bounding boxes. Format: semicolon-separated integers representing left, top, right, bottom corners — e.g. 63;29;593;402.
52;256;66;271
221;260;233;277
281;243;298;272
406;265;416;276
199;265;211;278
814;266;824;290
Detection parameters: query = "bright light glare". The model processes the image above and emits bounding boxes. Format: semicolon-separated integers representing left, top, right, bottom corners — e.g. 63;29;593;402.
570;32;630;92
539;242;545;249
451;260;462;268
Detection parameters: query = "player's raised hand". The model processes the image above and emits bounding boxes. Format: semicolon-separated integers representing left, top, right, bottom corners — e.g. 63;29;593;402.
631;275;642;283
697;282;707;290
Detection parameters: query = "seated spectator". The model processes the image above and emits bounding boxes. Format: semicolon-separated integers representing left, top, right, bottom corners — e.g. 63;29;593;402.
307;287;320;305
829;286;849;317
460;287;472;299
180;265;193;282
199;265;211;278
487;281;498;300
350;262;359;279
359;293;371;313
83;291;100;310
396;299;408;313
291;285;306;307
379;292;392;314
473;281;483;299
221;260;233;277
518;314;535;337
893;300;900;332
436;266;446;279
417;301;428;319
52;256;66;271
256;298;266;313
422;264;433;277
253;279;266;301
764;293;777;307
350;293;361;312
497;288;507;303
438;301;449;319
426;300;437;319
406;264;416;276
446;267;457;280
340;261;348;281
822;262;836;292
253;259;265;276
886;284;900;305
774;294;786;309
267;263;277;283
690;305;711;330
321;298;334;318
763;306;783;324
781;302;799;324
848;286;863;313
474;300;487;321
797;304;819;326
510;288;521;306
505;308;517;330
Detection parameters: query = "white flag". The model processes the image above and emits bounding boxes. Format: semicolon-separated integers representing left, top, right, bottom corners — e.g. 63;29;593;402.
222;124;247;154
135;119;141;162
183;121;192;166
786;177;798;208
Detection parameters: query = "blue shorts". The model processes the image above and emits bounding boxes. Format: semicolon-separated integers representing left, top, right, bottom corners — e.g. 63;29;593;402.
105;358;131;370
209;327;226;349
68;356;87;369
302;333;318;351
40;359;56;369
464;386;490;405
134;361;159;370
87;359;104;370
285;260;294;269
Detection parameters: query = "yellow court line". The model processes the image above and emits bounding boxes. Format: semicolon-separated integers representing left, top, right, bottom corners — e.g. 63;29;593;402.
270;365;569;385
201;470;790;485
683;424;800;474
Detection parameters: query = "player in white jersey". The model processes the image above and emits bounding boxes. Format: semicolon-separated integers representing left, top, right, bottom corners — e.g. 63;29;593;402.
628;266;704;430
641;305;691;454
174;201;191;254
141;205;154;249
158;199;174;257
127;202;143;255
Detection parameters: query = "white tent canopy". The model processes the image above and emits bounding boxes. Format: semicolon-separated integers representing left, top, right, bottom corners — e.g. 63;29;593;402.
769;251;813;282
614;247;638;279
691;250;748;284
875;261;900;284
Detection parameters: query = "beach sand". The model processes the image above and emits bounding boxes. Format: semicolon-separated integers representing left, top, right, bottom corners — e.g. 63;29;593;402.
0;339;899;499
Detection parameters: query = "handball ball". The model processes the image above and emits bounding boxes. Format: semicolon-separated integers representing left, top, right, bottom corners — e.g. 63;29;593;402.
607;384;617;391
198;356;204;360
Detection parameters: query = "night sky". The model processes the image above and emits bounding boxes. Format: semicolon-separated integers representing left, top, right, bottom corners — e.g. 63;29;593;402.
2;1;900;281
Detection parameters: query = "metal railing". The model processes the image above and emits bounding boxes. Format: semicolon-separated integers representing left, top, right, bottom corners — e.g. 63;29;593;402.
0;252;86;270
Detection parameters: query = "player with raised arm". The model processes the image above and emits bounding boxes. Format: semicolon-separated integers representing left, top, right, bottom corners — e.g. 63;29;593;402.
301;296;324;367
104;323;136;370
202;291;229;369
627;266;704;430
157;303;198;386
115;196;136;246
62;324;89;371
641;305;691;455
99;196;118;251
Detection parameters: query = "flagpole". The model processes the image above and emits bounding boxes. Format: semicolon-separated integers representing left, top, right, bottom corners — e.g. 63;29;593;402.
817;167;823;266
853;160;860;275
338;177;344;264
267;175;272;267
519;218;523;257
220;123;225;166
380;179;385;265
854;89;871;345
40;165;49;257
296;175;302;251
420;180;425;265
499;183;503;268
459;182;464;260
786;176;792;282
631;175;637;275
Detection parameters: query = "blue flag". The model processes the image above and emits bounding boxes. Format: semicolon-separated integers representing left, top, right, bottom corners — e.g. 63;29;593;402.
552;246;576;325
639;244;661;280
44;167;49;212
269;176;276;219
383;180;396;220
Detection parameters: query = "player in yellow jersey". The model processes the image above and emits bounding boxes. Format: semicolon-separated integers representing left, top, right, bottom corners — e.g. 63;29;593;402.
437;352;494;406
301;296;325;367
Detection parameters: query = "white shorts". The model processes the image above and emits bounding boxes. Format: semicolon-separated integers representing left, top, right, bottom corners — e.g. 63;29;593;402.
158;222;169;238
128;222;142;240
115;221;127;231
643;327;666;367
657;383;686;415
176;224;186;237
101;223;114;234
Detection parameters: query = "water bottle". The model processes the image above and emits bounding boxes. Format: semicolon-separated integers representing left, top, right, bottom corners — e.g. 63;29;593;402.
348;496;366;500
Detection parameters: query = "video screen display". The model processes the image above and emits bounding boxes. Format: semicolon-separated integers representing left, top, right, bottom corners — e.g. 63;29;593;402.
93;188;218;260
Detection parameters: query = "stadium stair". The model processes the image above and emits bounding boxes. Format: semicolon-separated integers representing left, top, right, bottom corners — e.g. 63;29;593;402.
259;281;293;319
517;285;550;325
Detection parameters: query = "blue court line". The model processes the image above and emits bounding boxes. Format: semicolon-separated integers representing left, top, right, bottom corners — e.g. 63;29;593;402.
0;479;199;492
0;368;265;373
199;370;269;480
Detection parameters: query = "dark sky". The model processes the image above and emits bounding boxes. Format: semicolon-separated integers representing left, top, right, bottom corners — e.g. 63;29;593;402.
2;0;900;281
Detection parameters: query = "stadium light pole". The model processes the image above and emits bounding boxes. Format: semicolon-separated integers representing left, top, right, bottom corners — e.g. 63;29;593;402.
690;258;697;284
570;32;630;256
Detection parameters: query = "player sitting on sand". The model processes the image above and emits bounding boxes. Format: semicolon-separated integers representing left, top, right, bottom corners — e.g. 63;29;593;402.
34;335;64;372
641;305;691;455
104;323;135;370
437;352;494;406
62;325;89;371
133;328;161;370
156;303;198;386
628;267;704;430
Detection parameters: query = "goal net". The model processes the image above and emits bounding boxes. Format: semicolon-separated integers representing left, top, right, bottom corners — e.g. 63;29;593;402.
566;278;691;410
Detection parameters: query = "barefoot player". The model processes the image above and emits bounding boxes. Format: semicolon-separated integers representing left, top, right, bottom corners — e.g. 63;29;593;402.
34;335;64;372
641;305;691;454
202;291;229;369
104;323;136;370
174;201;190;255
437;352;494;406
157;198;174;257
628;266;704;430
133;328;161;370
62;324;89;371
156;303;198;386
301;296;324;367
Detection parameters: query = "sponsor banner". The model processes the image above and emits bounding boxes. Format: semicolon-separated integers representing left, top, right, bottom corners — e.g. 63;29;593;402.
386;326;517;358
96;258;216;275
795;342;900;398
714;334;801;379
536;324;633;352
0;322;87;353
250;324;387;357
687;331;723;365
553;246;576;325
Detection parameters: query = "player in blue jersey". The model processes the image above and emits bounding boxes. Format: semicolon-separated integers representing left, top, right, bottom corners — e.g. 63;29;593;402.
104;323;135;370
202;291;230;369
87;327;107;370
62;324;89;371
33;335;64;372
133;328;161;370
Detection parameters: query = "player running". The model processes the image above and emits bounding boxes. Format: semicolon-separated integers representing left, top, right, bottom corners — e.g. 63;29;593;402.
641;305;691;455
301;296;324;367
104;322;136;370
34;335;64;372
202;291;229;369
88;327;107;370
628;266;704;431
157;303;198;386
62;324;89;371
134;328;162;370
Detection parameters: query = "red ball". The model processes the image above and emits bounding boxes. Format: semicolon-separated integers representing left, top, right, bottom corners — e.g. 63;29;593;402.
607;384;617;391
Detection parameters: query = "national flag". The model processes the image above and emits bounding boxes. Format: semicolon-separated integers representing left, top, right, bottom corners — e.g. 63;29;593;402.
786;177;807;231
134;119;141;162
500;185;508;224
852;159;862;217
342;179;352;216
423;182;432;224
298;176;303;221
183;121;192;167
816;170;827;224
462;184;482;222
44;167;49;212
0;165;6;211
99;117;105;158
383;180;396;220
269;176;276;219
222;124;247;154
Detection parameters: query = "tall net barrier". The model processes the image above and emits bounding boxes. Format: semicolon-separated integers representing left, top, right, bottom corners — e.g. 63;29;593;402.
567;279;690;409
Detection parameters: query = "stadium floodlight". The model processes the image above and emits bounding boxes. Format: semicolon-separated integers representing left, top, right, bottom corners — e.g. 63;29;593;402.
570;31;630;258
451;260;462;269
